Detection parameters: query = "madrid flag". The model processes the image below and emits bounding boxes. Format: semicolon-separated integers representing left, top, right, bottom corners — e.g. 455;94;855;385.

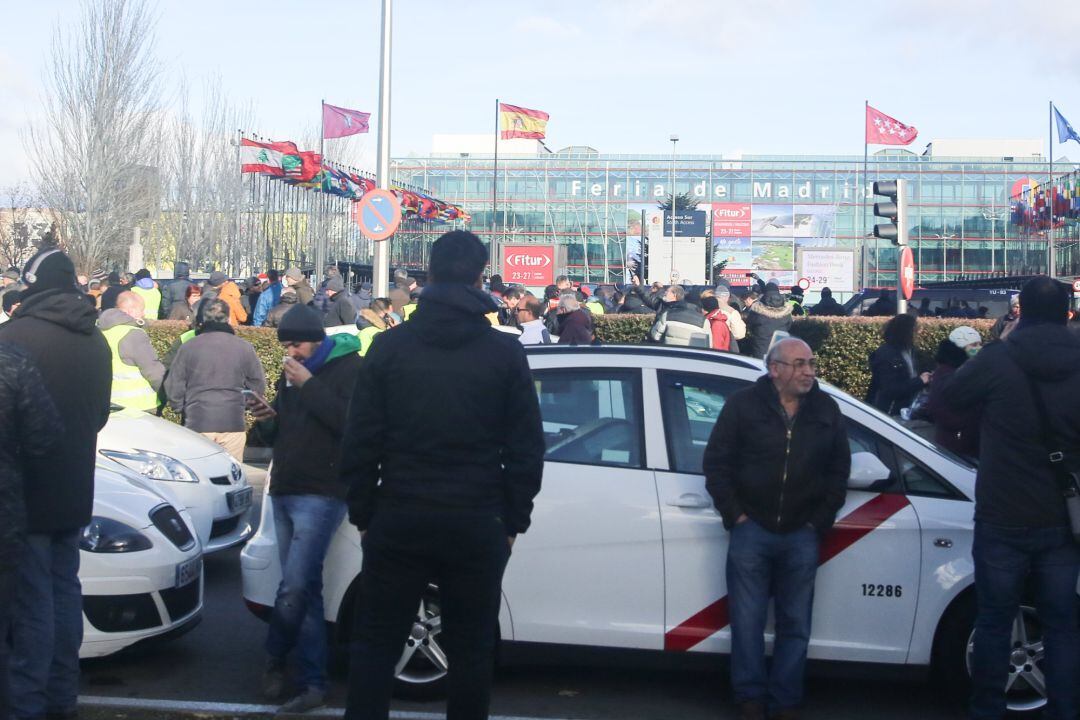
866;105;918;145
499;103;549;140
323;103;370;139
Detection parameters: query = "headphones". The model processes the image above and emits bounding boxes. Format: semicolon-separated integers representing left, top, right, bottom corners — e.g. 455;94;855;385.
23;248;63;285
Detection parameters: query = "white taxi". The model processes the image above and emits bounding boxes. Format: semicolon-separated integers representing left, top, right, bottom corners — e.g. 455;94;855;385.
241;346;1075;713
98;405;254;553
80;464;203;657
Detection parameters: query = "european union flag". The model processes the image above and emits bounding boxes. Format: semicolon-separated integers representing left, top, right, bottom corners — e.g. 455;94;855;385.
1054;105;1080;145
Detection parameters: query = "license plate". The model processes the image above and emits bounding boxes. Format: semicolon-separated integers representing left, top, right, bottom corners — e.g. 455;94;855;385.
175;555;202;588
227;487;253;513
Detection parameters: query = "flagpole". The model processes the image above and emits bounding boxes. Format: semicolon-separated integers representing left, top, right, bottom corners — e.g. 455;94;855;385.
317;100;326;277
492;98;500;256
863;100;870;289
1049;100;1055;277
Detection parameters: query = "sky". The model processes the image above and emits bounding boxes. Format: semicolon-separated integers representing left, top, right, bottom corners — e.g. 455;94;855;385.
3;0;1080;190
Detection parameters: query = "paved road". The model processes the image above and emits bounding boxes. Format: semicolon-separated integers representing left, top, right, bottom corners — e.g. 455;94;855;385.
78;468;965;719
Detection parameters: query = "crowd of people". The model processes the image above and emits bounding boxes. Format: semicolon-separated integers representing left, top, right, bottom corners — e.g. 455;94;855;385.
0;235;1077;720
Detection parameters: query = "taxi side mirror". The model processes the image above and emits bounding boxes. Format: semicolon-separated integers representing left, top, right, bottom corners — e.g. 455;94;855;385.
848;451;891;490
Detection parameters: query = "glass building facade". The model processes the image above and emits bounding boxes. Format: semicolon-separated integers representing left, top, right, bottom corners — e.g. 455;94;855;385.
391;147;1079;291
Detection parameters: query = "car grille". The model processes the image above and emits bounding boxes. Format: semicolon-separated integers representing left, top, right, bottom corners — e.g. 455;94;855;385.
210;515;240;539
83;593;161;632
209;475;230;486
150;505;196;551
160;579;200;622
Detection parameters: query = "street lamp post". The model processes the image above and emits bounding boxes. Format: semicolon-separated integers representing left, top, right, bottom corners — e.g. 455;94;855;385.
931;232;956;282
980;207;1007;275
669;134;678;284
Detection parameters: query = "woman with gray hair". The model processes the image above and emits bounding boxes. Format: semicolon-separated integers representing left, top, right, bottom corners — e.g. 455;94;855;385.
556;293;594;345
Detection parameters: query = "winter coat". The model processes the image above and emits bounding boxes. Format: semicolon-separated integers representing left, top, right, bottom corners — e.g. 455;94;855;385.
289;278;314;307
864;296;897;317
704;375;850;534
557;309;595;345
159;263;193;319
164;323;266;433
216;280;248;325
99;283;129;311
341;282;545;535
991;311;1019;341
0;342;62;569
943;321;1080;529
744;293;794;358
650;301;712;348
618;290;655;315
0;289;112;533
265;292;299;328
253;283;283;326
923;341;979;458
866;343;925;415
257;334;363;500
99;309;166;411
98;309;166;392
389;284;412;316
324;292;358;328
808;296;848;317
167;301;196;323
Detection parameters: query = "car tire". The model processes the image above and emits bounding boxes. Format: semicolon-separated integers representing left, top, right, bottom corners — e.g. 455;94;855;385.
932;591;1049;715
332;578;448;700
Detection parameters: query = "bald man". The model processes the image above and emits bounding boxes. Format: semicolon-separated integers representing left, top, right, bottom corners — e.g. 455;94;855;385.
703;338;850;720
98;291;165;412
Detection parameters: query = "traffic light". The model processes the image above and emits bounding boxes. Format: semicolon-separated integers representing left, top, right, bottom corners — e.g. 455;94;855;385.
872;179;908;246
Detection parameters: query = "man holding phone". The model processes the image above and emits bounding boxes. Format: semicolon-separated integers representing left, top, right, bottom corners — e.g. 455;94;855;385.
247;304;363;714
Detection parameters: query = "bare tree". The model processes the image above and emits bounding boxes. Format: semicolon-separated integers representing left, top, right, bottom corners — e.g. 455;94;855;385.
28;0;164;275
0;183;48;269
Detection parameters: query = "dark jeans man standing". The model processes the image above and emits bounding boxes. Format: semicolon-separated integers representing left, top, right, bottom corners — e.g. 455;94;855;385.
341;231;545;720
705;339;849;720
944;276;1080;720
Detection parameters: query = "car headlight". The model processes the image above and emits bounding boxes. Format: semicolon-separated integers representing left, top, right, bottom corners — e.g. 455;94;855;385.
80;517;153;553
100;450;199;483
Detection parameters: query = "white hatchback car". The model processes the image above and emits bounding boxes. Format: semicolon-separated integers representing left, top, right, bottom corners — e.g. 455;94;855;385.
80;464;203;658
98;406;254;553
241;346;1078;713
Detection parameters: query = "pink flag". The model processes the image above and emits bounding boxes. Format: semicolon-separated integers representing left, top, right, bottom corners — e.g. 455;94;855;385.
865;105;918;145
322;102;370;139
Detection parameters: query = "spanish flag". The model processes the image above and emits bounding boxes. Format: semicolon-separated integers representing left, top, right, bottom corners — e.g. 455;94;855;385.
499;103;549;140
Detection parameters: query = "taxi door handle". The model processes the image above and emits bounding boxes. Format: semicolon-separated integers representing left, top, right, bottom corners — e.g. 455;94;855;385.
667;493;711;509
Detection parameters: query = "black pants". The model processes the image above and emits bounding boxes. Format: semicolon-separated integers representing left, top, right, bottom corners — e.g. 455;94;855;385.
345;507;511;720
1;565;14;720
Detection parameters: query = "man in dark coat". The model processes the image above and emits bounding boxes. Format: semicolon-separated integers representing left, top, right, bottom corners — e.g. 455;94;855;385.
555;293;595;345
744;284;794;358
341;230;545;720
249;305;363;714
704;338;849;720
0;342;61;720
0;248;112;720
322;277;357;327
863;289;896;317
159;261;194;319
98;270;128;311
943;277;1080;720
807;287;848;317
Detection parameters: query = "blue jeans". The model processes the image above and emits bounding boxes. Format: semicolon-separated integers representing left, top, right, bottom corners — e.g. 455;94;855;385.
969;522;1079;720
9;531;83;720
726;518;819;714
266;494;347;693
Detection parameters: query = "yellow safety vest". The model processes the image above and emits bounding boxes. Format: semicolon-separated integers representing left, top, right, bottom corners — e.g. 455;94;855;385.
402;303;418;321
357;326;385;357
585;301;606;315
131;285;161;319
101;324;158;412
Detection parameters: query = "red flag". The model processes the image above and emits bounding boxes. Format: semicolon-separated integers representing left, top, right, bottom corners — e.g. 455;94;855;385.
323;102;370;139
865;105;918;145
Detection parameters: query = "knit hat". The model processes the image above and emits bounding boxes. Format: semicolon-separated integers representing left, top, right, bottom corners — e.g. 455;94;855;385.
284;266;303;282
20;248;77;297
277;304;326;343
326;276;345;293
208;271;227;287
948;326;981;349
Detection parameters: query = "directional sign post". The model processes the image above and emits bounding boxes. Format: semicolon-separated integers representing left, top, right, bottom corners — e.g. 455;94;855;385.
354;189;402;242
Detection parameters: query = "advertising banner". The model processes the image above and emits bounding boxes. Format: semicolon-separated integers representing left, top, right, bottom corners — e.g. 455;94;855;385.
502;245;556;286
751;205;796;237
712;236;752;269
711;203;752;237
793;204;836;239
798;249;855;293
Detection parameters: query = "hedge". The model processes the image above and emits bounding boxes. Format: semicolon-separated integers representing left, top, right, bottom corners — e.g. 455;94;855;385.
146;315;995;423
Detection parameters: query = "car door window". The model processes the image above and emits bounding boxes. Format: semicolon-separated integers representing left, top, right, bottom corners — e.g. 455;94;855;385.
658;371;750;474
534;369;643;468
895;448;964;499
844;417;904;493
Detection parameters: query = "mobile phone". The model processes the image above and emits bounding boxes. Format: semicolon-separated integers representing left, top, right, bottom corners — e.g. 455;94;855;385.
241;389;270;411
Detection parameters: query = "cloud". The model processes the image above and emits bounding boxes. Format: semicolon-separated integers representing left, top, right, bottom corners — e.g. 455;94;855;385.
513;15;582;38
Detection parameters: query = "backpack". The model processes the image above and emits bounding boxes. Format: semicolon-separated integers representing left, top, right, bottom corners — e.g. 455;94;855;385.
706;310;732;351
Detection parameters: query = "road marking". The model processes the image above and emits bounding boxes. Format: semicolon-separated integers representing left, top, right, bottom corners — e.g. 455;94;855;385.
79;695;582;720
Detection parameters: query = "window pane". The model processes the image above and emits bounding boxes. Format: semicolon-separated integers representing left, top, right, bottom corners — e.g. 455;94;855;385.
658;371;750;474
535;370;642;468
896;449;956;498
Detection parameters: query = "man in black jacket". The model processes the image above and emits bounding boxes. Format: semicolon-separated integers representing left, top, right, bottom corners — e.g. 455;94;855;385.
342;230;545;720
943;276;1080;720
0;248;112;720
704;338;849;720
159;261;193;319
807;287;848;317
0;342;61;720
248;304;363;714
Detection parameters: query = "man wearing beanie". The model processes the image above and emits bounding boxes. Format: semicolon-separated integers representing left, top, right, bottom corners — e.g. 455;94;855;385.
944;276;1080;720
322;276;356;328
0;248;112;720
341;230;545;719
165;298;265;459
206;270;248;327
284;266;315;307
159;261;193;320
247;304;361;713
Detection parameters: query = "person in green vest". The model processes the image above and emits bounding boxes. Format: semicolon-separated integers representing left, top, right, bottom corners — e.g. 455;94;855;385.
580;286;607;316
355;299;395;356
131;268;162;320
98;291;165;412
